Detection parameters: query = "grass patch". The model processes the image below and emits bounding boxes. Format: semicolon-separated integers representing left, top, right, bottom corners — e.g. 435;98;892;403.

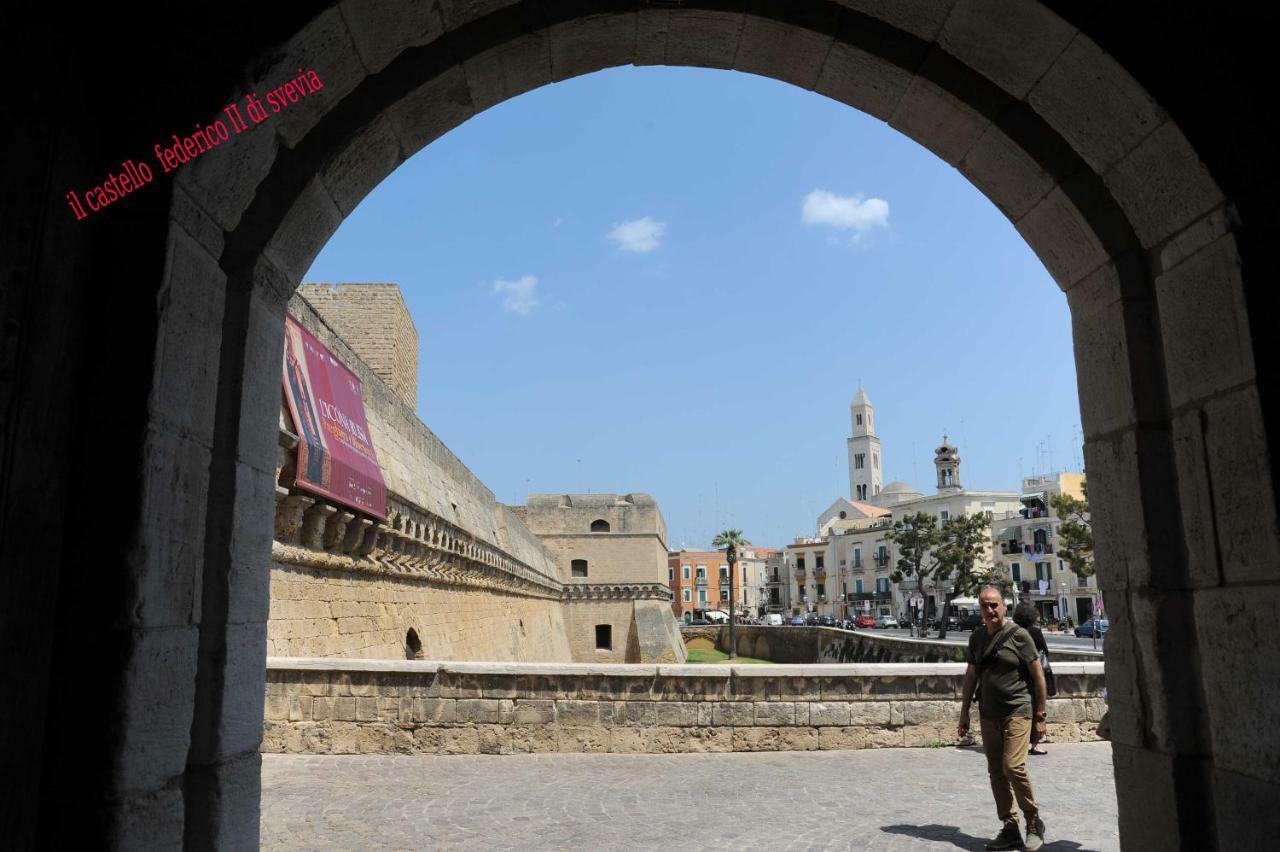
685;648;772;665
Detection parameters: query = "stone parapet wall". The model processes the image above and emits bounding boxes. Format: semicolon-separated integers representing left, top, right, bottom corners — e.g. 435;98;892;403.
681;626;1105;664
263;658;1106;756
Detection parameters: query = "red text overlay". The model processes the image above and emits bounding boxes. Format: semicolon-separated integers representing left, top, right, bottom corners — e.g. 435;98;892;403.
65;68;326;222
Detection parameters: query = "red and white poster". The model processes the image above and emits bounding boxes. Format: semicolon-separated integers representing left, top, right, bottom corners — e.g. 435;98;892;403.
281;314;387;519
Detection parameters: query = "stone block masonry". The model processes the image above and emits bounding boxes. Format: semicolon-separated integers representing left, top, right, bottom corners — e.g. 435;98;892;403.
263;659;1107;756
297;284;418;411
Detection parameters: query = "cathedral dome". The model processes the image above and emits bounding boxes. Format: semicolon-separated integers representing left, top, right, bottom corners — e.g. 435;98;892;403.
883;481;914;493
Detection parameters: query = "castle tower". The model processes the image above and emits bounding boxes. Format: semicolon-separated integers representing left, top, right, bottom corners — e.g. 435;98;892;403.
934;435;962;492
846;385;882;502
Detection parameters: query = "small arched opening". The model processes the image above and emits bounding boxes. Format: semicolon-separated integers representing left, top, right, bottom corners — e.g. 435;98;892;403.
405;628;423;661
590;519;610;533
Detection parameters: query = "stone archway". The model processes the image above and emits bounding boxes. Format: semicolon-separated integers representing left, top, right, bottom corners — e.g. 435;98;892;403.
3;2;1277;849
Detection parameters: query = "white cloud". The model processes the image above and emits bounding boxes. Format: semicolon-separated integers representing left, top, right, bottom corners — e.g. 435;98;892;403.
802;190;890;243
492;275;539;315
607;216;666;253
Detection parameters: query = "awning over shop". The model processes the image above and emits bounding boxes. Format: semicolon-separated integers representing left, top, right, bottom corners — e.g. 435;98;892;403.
282;314;387;519
1020;492;1047;504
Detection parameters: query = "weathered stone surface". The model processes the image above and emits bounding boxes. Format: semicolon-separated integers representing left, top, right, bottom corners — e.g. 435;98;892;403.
547;13;636;82
1105;121;1225;249
754;702;797;726
778;727;819;751
734;15;834;90
654;701;699;727
939;0;1076;98
1155;235;1255;410
1015;185;1110;290
814;42;912;121
732;727;782;752
456;699;513;724
712;702;754;727
889;72;990;167
959;123;1055;221
687;726;733;753
1028;33;1166;174
818;726;868;750
609;727;651;754
512;699;555;725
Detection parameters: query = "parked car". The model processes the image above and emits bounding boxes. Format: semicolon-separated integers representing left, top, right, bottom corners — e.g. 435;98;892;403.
688;618;711;626
959;612;983;631
789;616;806;626
763;613;784;626
854;614;877;629
875;615;899;629
1075;619;1110;637
817;615;836;627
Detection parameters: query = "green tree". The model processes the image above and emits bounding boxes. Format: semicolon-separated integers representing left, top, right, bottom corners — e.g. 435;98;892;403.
887;512;994;639
885;512;941;634
1050;481;1094;581
931;513;994;639
712;529;751;660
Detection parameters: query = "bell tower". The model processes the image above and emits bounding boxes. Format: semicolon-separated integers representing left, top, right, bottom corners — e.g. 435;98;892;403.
846;384;882;502
934;436;962;492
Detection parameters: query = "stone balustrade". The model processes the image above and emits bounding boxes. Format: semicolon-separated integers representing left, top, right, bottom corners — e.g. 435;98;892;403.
264;657;1107;756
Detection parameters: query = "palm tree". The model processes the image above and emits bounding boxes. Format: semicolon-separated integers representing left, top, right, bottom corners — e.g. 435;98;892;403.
712;529;751;660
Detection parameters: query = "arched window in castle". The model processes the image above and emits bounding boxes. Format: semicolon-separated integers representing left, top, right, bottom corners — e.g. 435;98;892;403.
590;519;610;533
405;628;423;660
571;559;589;578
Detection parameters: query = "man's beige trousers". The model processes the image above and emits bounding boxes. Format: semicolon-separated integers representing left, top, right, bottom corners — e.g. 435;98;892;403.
980;715;1040;827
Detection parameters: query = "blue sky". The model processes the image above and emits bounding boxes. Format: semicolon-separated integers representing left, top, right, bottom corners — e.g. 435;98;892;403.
305;66;1081;550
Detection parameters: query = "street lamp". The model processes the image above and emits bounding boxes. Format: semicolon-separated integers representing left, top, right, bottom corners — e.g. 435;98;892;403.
726;543;738;661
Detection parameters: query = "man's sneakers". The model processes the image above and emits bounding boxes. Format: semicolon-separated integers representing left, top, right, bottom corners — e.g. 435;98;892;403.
983;822;1023;850
1024;815;1047;851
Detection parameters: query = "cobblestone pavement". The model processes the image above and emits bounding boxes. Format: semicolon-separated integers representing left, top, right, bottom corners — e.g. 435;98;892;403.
261;742;1117;851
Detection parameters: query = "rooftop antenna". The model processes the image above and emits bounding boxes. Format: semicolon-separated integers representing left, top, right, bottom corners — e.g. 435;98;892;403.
1047;434;1054;474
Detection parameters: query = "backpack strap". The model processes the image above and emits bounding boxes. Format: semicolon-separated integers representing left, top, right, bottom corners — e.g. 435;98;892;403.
977;623;1018;669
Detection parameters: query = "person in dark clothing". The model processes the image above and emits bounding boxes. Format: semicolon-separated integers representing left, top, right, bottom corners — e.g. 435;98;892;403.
1012;603;1050;755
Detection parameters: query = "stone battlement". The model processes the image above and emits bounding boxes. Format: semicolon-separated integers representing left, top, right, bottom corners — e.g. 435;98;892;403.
263;658;1107;755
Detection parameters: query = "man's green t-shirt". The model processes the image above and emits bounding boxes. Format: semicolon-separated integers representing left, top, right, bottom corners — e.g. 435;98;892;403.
966;622;1038;720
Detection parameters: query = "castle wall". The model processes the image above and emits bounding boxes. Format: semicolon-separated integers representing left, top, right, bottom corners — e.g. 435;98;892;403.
268;562;570;662
297;283;419;411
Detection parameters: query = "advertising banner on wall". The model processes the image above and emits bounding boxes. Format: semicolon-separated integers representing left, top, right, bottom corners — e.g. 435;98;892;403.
281;314;387;519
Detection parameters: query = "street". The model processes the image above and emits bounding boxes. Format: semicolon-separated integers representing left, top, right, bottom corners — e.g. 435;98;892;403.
262;742;1118;850
868;627;1104;652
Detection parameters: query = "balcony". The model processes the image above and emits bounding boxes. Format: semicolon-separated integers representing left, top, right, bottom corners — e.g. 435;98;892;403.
814;568;828;580
696;576;708;586
873;555;890;568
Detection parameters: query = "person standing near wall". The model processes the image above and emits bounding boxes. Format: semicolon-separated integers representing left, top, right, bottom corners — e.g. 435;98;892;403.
1012;602;1051;755
958;586;1050;851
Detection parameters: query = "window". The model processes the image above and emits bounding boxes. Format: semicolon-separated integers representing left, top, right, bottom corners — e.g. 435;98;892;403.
940;510;949;521
696;565;706;581
1058;559;1065;572
698;589;707;604
682;564;691;580
1037;562;1051;582
590;519;610;532
838;510;847;519
720;589;729;601
815;555;825;570
1077;573;1089;587
876;577;889;593
857;484;866;500
872;452;878;469
816;583;826;597
856;413;863;425
405;628;423;661
668;567;674;582
796;557;806;571
854;548;861;567
855;453;865;469
595;624;612;650
571;559;588;578
855;579;863;594
719;564;728;582
683;588;691;602
1012;562;1021;582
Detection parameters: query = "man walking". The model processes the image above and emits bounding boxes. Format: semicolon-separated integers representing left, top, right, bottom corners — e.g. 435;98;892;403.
958;586;1049;850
